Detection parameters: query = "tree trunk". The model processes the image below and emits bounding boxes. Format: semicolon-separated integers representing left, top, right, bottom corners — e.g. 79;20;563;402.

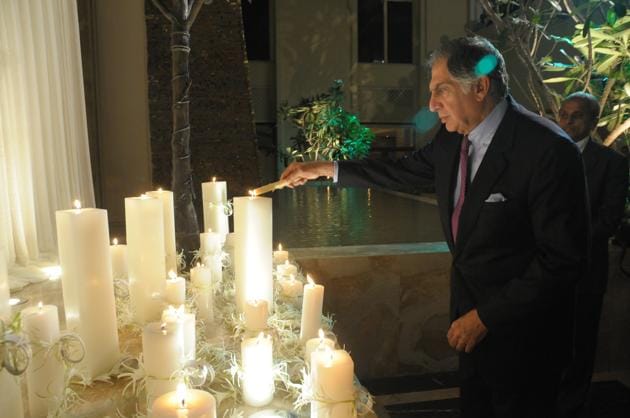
170;26;200;257
152;0;205;261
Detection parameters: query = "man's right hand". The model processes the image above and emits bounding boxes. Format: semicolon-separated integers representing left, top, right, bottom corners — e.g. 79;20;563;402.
280;161;334;188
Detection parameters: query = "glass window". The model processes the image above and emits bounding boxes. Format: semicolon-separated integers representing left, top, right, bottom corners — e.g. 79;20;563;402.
387;1;412;63
358;0;385;63
358;0;413;64
241;0;270;61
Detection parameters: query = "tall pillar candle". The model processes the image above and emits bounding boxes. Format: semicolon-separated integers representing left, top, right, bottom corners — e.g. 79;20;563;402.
151;384;217;418
233;195;272;312
22;303;63;417
300;276;325;342
199;229;222;257
146;189;177;274
165;271;186;306
202;179;229;236
110;238;128;279
143;322;183;404
190;264;213;323
55;202;120;378
310;348;355;418
241;333;274;407
125;195;166;324
162;306;196;363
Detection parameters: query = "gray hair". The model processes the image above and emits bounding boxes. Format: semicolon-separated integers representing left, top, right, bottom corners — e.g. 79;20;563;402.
563;92;600;122
428;36;509;102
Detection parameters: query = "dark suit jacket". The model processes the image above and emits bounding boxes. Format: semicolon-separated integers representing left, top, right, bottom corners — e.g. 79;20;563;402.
580;139;628;294
338;97;590;385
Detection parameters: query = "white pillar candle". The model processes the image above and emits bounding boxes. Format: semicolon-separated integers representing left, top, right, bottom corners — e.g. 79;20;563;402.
151;384;216;418
22;303;63;417
305;329;336;363
55;201;120;378
278;274;304;298
190;264;213;323
202;179;229;236
300;275;325;342
244;299;269;331
0;371;23;418
146;189;177;274
142;322;183;403
241;333;274;407
199;229;222;257
273;243;289;265
202;253;223;290
162;306;196;363
234;195;273;312
125;195;166;324
310;348;355;418
276;260;298;277
110;238;128;279
0;250;10;320
165;271;186;306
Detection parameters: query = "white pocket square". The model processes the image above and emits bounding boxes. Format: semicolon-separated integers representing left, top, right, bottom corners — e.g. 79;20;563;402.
485;192;507;203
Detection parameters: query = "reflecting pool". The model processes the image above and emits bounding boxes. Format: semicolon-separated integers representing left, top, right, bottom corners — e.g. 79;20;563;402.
272;186;445;248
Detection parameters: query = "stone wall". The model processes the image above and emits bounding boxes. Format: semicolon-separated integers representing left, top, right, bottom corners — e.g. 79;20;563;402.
145;0;260;222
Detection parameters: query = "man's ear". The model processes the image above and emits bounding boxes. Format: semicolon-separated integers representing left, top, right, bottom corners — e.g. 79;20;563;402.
474;77;490;101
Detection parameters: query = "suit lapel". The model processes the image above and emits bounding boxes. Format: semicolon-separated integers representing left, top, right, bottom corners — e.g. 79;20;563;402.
453;102;516;256
435;132;463;251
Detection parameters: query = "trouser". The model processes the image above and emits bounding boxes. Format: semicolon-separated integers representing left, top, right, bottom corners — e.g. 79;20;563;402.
556;291;605;418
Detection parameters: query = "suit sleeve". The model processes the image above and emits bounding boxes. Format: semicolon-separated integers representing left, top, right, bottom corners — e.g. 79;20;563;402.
592;152;628;242
477;139;590;330
337;138;436;190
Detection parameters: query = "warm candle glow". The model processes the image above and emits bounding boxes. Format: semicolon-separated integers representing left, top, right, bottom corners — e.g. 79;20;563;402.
37;301;43;311
307;275;315;286
157;187;163;192
112;238;118;245
318;328;325;340
176;382;187;409
73;200;81;210
207;228;212;233
278;243;283;251
212;176;216;182
168;270;177;280
160;322;167;335
249;190;256;198
257;331;265;343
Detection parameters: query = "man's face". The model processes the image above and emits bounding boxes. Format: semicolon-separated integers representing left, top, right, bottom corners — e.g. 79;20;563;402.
429;58;485;135
558;99;596;142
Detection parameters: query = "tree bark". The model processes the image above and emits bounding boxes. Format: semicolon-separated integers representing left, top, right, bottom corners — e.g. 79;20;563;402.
152;0;205;259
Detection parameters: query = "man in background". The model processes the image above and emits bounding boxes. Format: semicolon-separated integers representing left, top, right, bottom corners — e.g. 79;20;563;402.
556;92;628;418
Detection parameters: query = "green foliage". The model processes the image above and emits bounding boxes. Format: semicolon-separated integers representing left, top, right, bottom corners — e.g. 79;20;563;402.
279;80;374;162
541;3;629;144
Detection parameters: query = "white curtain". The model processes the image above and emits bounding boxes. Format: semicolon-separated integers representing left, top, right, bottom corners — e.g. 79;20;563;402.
0;0;94;266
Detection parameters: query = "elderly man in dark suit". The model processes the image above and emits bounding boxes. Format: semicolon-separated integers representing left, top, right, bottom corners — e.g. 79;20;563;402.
280;36;589;417
556;92;628;418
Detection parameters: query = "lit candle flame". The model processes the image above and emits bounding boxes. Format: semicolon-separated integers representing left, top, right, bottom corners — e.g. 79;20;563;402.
158;187;163;192
38;301;43;310
278;243;283;251
249;190;256;198
196;262;200;267
160;322;167;335
168;270;177;280
176;382;187;409
73;200;81;210
318;329;325;339
257;331;265;344
212;176;216;182
112;238;118;245
307;275;315;286
207;228;212;233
